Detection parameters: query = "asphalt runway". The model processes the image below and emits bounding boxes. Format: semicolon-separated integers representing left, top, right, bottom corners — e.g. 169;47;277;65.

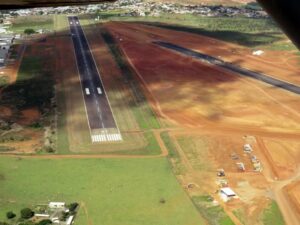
155;41;300;95
68;16;121;142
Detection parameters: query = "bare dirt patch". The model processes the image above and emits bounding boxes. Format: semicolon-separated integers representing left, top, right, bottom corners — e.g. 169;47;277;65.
286;181;300;217
18;108;41;126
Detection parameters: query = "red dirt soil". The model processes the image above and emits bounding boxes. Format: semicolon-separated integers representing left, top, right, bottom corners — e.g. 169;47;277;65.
106;22;300;133
18;108;41;125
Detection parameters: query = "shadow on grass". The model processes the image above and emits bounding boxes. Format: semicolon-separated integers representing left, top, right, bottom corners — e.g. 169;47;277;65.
137;21;283;47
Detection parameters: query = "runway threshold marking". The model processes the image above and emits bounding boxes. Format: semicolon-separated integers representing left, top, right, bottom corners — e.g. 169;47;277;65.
154;41;300;95
68;16;122;143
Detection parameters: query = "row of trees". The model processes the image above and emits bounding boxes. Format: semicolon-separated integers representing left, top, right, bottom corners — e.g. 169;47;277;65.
1;208;51;225
1;202;78;225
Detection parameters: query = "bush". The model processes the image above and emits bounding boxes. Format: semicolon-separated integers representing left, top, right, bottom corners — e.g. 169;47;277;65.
68;202;78;212
159;198;166;204
20;208;34;219
59;211;69;221
37;219;52;225
0;76;9;87
29;122;42;128
6;211;16;219
0;222;9;225
24;28;36;35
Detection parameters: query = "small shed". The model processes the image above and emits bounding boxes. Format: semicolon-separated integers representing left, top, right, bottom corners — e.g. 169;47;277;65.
220;187;238;202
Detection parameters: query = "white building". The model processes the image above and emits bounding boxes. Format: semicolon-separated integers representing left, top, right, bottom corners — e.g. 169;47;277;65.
219;187;238;202
49;202;66;209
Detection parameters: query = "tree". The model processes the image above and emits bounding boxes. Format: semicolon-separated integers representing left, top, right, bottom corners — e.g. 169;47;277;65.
20;208;34;219
67;202;79;212
24;28;36;35
37;219;52;225
0;222;9;225
6;211;16;219
59;211;69;221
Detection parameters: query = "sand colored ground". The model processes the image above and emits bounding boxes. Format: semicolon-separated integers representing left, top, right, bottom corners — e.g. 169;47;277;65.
105;22;300;224
286;181;300;218
2;130;43;153
261;139;300;179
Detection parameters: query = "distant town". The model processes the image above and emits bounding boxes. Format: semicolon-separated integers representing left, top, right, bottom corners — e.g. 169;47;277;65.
0;0;267;22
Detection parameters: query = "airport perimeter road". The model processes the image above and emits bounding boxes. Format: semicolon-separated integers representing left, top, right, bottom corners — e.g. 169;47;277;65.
155;41;300;95
68;16;122;143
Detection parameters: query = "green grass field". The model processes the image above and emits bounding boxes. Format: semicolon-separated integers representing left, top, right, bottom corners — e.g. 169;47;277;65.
0;157;205;225
9;16;53;33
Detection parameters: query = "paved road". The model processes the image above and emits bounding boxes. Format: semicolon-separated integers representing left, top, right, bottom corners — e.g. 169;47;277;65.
68;16;121;142
155;41;300;95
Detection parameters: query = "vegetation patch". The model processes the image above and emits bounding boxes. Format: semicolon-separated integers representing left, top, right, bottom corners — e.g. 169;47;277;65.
0;146;15;152
0;76;9;88
0;133;30;143
1;202;78;225
143;131;161;154
160;131;186;175
0;55;54;113
177;136;211;171
262;201;285;225
192;195;235;225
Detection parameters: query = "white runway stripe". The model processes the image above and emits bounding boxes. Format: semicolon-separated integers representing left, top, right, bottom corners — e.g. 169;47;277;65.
103;135;107;141
91;133;122;143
